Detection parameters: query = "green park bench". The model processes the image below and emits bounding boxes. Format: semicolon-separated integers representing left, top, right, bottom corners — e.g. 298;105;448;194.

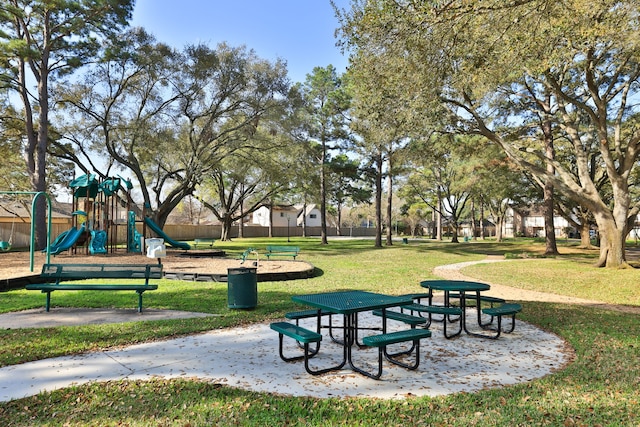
193;238;215;249
265;246;300;260
25;263;161;313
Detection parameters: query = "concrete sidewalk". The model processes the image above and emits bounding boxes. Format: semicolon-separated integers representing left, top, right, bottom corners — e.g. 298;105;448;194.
0;307;212;329
0;309;571;402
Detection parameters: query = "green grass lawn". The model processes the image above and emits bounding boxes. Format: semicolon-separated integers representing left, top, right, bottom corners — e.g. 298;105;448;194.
0;238;638;426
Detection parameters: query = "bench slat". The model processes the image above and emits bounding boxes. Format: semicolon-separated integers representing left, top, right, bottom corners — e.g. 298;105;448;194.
401;303;462;316
449;293;506;305
400;292;432;300
40;263;163;281
285;309;332;320
371;309;427;326
363;329;432;347
270;322;322;344
266;246;299;252
26;284;158;291
28;263;162;313
482;303;522;316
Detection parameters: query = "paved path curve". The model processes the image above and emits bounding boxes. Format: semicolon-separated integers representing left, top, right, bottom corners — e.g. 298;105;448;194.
433;257;640;314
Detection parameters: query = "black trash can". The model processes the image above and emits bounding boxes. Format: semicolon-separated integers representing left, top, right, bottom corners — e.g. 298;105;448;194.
227;267;257;309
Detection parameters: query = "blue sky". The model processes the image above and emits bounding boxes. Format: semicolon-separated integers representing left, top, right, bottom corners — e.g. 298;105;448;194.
130;0;351;84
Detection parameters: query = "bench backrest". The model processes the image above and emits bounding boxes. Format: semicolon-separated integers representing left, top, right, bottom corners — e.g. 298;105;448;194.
266;246;299;252
41;263;163;284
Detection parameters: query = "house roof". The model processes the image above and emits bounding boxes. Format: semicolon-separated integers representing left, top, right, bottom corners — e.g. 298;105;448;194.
271;204;298;212
0;198;71;220
294;204;317;219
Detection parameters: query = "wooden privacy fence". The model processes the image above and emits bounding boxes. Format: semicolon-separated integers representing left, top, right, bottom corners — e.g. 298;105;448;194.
0;222;378;249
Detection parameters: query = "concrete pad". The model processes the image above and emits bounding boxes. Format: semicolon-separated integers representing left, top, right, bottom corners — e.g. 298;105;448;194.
0;307;213;329
0;310;572;402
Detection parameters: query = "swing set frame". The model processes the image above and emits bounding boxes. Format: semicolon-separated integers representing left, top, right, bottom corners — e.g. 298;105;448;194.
0;191;52;271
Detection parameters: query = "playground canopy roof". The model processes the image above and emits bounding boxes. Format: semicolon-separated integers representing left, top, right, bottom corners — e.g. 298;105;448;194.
69;174;129;198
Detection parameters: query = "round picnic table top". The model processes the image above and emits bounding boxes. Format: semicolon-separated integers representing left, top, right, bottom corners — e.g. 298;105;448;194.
420;279;490;292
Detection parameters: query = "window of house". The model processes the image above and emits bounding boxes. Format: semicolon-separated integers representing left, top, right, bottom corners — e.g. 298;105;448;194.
310;214;317;219
280;212;284;217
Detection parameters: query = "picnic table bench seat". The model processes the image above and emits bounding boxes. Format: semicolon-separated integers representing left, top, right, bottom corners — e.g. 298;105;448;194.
480;303;522;339
448;293;506;307
265;246;300;260
372;309;427;356
285;309;334;350
401;302;462;318
400;303;463;338
372;309;427;327
271;321;332;376
25;263;162;313
401;292;433;301
362;328;432;379
285;309;333;321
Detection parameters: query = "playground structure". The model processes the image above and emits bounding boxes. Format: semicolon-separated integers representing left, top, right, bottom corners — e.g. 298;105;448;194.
144;216;191;250
44;173;190;255
2;174;192;262
55;173;127;255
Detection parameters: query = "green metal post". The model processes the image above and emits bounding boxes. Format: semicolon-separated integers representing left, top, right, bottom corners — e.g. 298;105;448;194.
0;190;51;271
30;192;52;271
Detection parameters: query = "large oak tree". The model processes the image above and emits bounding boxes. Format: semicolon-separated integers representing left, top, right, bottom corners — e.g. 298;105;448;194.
56;31;290;228
337;0;640;267
0;0;133;247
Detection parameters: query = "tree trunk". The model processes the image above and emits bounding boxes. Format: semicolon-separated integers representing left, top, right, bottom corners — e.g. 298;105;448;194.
20;56;48;249
302;201;307;238
374;152;383;248
593;211;628;268
238;190;244;238
431;210;437;239
542;109;559;255
436;195;443;241
385;161;393;246
580;221;592;248
480;202;485;240
320;143;328;245
543;181;559;254
336;201;342;236
451;216;459;243
268;201;273;238
495;216;504;242
471;199;477;240
220;215;234;241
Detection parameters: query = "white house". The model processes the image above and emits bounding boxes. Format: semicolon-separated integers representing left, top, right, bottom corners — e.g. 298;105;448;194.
252;204;321;228
503;206;573;238
296;204;321;227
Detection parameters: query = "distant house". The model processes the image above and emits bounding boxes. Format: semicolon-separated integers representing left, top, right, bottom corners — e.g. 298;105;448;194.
0;198;73;248
503;206;573;238
252;204;321;227
459;219;497;238
0;198;71;225
296;204;321;227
